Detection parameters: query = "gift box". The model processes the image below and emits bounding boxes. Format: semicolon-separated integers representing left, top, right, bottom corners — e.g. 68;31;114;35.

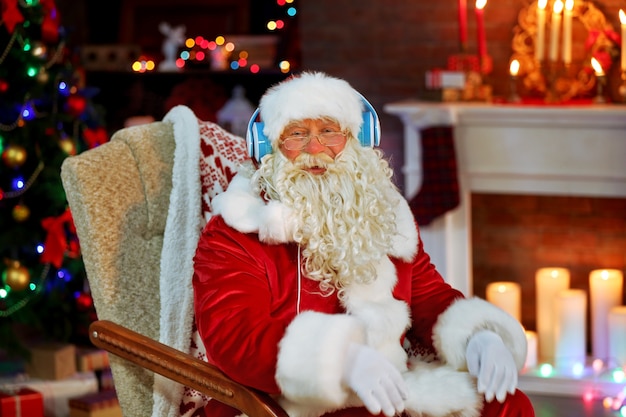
0;372;98;417
75;349;109;373
26;343;76;381
68;391;122;417
96;369;114;392
0;387;44;417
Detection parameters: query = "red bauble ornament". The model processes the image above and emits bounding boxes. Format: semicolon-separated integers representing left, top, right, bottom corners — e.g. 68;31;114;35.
0;79;8;93
65;95;87;117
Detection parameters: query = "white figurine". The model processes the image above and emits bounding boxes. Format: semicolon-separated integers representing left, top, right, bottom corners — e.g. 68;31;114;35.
158;22;186;71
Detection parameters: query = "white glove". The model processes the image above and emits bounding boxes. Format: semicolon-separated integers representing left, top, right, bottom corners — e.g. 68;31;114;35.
342;343;408;416
466;330;517;403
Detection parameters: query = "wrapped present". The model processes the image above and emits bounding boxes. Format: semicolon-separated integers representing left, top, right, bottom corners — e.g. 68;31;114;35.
96;369;114;392
75;349;109;373
68;391;122;417
0;372;98;417
0;387;44;417
25;343;76;381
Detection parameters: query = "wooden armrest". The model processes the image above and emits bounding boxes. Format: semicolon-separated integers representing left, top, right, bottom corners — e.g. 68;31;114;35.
89;320;288;417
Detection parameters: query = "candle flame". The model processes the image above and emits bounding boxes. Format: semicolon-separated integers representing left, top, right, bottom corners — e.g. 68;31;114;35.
476;0;487;10
538;0;547;10
509;59;520;76
553;0;564;14
591;57;604;75
565;0;574;11
550;269;560;278
620;9;626;24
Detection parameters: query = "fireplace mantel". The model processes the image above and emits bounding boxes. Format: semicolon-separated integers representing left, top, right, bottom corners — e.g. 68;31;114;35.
384;100;626;296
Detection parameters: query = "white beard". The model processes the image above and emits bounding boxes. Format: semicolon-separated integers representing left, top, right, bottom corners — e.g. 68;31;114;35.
253;140;400;295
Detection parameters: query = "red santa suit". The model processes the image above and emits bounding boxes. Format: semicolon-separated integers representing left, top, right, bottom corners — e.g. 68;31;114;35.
192;173;534;417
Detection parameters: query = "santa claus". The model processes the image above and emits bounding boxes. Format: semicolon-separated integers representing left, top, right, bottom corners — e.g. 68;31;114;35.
192;72;534;417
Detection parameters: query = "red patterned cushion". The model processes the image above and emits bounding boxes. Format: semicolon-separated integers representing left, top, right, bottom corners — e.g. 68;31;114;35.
179;120;249;416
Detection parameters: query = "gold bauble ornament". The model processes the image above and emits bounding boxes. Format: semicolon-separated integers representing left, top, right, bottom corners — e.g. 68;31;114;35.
2;261;30;292
36;69;50;84
58;137;77;155
1;144;27;168
12;204;30;222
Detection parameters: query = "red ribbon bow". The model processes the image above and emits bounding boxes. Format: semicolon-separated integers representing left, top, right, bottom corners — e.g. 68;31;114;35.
83;127;109;149
40;208;75;268
1;0;24;33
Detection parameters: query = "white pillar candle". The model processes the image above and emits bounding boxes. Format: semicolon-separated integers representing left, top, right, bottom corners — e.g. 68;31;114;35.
486;281;521;322
554;289;587;373
525;330;538;370
590;269;624;360
562;0;574;65
609;306;626;367
535;0;547;62
536;267;570;363
549;0;563;63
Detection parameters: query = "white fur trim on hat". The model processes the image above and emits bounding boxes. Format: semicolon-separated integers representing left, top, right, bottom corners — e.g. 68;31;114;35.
259;72;364;144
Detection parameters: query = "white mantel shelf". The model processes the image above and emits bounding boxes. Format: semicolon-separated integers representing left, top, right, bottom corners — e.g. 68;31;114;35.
384;100;626;295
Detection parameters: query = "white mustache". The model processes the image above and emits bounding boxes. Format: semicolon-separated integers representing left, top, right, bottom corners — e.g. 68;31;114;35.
292;153;334;169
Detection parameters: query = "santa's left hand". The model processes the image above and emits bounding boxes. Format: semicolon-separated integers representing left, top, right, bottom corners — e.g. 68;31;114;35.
465;330;517;403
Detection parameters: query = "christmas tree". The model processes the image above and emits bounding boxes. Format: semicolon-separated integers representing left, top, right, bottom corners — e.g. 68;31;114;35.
0;0;106;357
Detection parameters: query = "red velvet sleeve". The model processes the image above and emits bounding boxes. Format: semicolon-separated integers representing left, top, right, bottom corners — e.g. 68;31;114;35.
395;227;465;353
192;216;293;394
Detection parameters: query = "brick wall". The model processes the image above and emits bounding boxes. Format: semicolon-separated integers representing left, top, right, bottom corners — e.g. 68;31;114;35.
471;193;626;351
298;0;626;189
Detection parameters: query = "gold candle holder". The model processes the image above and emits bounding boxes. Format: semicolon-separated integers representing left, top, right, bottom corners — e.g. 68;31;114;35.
619;70;626;104
593;74;606;104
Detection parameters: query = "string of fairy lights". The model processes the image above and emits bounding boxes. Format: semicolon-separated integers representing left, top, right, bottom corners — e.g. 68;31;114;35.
132;0;297;74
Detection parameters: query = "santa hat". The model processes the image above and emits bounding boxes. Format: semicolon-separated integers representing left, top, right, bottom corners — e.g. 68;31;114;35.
259;72;364;144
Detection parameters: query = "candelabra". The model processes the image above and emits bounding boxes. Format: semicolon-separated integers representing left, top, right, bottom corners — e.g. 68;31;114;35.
620;71;626;103
593;73;606;104
508;75;521;103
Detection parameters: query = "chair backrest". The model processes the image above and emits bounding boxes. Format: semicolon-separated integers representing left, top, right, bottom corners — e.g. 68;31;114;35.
61;120;175;416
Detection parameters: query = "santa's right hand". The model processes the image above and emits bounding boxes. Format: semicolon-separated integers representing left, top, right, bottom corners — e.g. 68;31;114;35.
342;343;407;416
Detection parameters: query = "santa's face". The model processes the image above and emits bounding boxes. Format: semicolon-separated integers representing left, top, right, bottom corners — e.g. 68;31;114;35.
277;118;347;175
254;135;398;294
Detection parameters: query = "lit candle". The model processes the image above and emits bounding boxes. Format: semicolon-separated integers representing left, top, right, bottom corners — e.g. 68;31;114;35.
459;0;468;51
535;0;548;62
619;9;626;71
590;269;624;360
562;0;574;65
486;281;521;321
510;59;520;76
525;330;538;370
475;0;487;60
608;306;626;367
554;289;587;374
536;267;570;362
591;57;605;76
549;0;564;63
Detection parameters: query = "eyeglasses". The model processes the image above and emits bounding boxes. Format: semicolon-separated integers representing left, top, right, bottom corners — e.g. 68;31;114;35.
280;131;346;150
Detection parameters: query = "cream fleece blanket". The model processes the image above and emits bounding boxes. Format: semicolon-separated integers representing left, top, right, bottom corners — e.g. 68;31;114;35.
152;105;204;417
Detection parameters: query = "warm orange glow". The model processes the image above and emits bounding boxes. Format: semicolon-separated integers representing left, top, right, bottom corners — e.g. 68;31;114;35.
591;57;604;75
565;0;574;11
538;0;547;10
553;0;563;14
620;9;626;24
476;0;487;9
509;59;520;76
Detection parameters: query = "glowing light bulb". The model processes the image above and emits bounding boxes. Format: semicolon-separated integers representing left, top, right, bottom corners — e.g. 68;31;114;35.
539;363;553;377
613;368;625;383
0;289;7;298
583;391;594;402
592;359;604;373
572;362;585;377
